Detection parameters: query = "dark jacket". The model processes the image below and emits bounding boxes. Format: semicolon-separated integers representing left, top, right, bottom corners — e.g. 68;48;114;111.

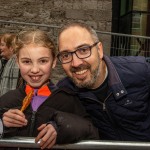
57;55;150;141
0;82;99;145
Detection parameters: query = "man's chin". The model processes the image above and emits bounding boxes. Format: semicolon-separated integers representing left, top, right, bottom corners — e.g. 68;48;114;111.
72;79;88;88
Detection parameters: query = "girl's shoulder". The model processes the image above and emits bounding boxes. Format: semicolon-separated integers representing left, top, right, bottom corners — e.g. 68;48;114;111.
0;88;25;104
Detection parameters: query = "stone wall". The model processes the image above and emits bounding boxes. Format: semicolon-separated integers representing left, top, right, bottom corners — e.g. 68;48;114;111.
0;0;112;83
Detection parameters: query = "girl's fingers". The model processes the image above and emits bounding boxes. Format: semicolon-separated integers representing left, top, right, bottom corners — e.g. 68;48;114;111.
3;109;27;127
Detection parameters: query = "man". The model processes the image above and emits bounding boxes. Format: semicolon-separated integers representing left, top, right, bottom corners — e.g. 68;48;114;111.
57;22;150;141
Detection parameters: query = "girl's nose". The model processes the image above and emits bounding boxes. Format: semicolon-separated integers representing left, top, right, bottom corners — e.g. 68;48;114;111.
30;64;40;73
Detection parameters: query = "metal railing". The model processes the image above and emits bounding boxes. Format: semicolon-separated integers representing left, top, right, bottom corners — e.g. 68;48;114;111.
96;31;150;57
0;19;60;29
0;137;150;150
0;20;150;149
0;19;150;58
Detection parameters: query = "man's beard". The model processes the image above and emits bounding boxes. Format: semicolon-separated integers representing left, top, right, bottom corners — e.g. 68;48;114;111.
70;60;100;89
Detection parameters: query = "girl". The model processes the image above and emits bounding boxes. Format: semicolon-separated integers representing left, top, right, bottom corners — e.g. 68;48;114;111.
0;30;99;149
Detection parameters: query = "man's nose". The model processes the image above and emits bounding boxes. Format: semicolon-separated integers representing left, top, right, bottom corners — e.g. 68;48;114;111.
71;53;83;67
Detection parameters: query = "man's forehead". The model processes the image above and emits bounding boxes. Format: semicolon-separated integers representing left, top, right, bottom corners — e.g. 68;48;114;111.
59;27;92;42
62;26;88;34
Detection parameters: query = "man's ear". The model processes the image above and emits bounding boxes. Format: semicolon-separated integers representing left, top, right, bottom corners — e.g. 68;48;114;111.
97;42;104;59
52;58;57;69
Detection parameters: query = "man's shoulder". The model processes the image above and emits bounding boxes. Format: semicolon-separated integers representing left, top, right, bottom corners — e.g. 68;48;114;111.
57;77;79;92
57;77;72;87
110;56;147;64
108;56;150;81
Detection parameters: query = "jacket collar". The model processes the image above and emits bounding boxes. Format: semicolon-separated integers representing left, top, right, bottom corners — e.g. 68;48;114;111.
25;85;51;96
78;55;128;100
104;55;127;100
20;80;57;95
58;55;128;100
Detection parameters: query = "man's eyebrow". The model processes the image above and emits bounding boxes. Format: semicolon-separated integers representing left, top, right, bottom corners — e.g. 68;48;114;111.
60;49;70;53
60;43;89;52
76;43;90;49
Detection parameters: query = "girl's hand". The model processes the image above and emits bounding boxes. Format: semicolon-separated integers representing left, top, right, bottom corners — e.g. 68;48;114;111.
2;109;27;127
35;124;57;149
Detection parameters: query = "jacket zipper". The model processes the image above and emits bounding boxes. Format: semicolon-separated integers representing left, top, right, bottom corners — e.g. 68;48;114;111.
102;92;123;140
29;111;36;136
84;92;122;140
102;92;112;111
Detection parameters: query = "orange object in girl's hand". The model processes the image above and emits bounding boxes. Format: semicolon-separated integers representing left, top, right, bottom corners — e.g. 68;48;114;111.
20;89;34;112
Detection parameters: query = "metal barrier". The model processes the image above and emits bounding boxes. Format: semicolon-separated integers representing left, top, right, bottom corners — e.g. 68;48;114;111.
0;137;150;150
0;19;60;29
0;20;150;149
96;31;150;57
0;19;150;58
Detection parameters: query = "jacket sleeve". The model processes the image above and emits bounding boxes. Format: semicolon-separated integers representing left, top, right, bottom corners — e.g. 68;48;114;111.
0;108;19;138
52;111;99;144
147;61;150;92
0;90;22;138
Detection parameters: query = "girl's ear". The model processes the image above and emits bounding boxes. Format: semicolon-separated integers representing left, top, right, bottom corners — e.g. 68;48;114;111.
9;46;14;53
15;55;19;67
52;58;57;69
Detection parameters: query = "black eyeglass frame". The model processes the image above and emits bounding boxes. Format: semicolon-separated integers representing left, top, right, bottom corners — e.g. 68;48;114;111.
57;42;99;64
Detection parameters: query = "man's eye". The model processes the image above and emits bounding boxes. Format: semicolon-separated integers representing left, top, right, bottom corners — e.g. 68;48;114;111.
78;47;90;54
61;53;70;60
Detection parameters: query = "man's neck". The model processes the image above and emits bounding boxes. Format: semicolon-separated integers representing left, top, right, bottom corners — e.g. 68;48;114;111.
94;60;108;89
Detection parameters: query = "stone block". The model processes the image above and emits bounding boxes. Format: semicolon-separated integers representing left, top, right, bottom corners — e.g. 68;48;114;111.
66;10;85;20
82;0;97;10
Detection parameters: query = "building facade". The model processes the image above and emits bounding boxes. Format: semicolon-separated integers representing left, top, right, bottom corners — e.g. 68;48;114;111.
112;0;150;57
0;0;112;83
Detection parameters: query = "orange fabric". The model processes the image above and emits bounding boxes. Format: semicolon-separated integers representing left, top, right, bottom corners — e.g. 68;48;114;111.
38;85;51;96
25;85;33;95
25;85;51;96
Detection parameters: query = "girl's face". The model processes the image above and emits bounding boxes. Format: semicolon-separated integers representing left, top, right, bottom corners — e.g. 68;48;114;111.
17;44;56;88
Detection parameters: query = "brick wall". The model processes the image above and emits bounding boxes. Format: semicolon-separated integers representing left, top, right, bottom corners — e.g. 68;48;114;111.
0;0;112;83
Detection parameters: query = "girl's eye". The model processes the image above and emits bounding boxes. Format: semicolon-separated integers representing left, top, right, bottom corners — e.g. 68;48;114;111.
22;60;31;64
0;44;6;47
40;59;48;64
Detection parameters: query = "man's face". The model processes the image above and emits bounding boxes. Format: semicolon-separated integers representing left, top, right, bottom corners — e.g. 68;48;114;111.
58;26;104;89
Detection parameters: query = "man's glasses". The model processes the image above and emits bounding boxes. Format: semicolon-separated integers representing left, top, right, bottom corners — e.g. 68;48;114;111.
57;42;99;64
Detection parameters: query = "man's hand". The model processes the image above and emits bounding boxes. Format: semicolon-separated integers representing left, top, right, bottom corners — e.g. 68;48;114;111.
2;109;27;127
35;124;57;149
